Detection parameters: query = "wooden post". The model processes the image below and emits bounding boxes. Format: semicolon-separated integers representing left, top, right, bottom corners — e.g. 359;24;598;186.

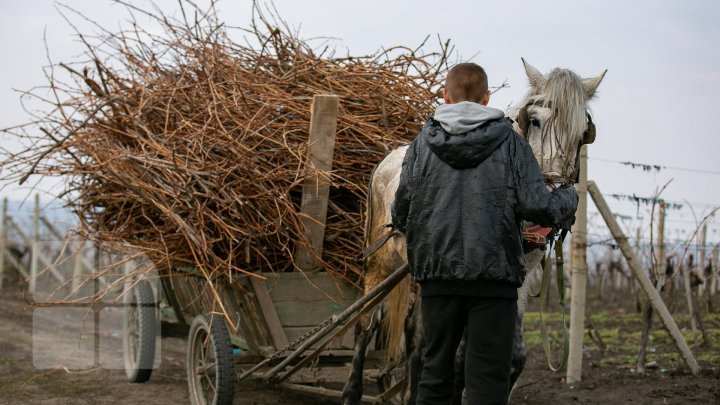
711;245;719;296
0;198;7;289
655;202;666;286
632;226;642;312
294;95;339;272
683;254;698;337
587;181;700;375
567;145;587;384
698;224;707;297
29;194;40;296
72;241;84;292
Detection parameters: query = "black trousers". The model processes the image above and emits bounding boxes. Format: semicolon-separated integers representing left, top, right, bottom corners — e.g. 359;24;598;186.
416;295;517;405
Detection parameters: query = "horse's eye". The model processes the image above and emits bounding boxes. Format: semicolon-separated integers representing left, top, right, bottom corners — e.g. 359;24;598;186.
530;117;541;128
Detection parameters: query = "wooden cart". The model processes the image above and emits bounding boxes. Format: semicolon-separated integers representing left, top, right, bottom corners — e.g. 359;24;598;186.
122;95;409;404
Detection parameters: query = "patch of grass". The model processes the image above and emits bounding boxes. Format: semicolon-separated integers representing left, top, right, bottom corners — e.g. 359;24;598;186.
598;354;636;368
524;311;564;324
17;371;96;397
0;357;15;367
697;352;720;363
588;310;642;326
524;303;720;373
0;383;18;396
523;328;566;347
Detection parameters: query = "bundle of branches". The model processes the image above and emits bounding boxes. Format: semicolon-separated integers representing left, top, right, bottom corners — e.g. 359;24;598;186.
1;1;450;289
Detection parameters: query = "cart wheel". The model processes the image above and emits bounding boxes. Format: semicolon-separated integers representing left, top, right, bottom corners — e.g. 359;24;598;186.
123;280;157;383
187;314;235;405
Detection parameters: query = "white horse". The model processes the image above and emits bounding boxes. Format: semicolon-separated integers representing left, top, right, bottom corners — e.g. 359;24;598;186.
342;59;605;404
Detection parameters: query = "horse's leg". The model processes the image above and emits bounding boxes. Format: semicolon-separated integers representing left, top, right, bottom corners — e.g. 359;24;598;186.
343;314;374;405
404;298;424;405
509;311;527;390
510;263;534;397
452;331;467;405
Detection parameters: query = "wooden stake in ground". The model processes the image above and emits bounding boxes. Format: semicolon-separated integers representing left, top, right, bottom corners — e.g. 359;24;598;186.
684;254;711;347
567;145;588;384
0;198;7;289
29;193;40;296
636;202;666;375
631;226;642;312
699;224;707;298
636;275;666;374
294;94;339;272
587;180;700;375
656;202;666;286
683;254;698;337
711;245;719;299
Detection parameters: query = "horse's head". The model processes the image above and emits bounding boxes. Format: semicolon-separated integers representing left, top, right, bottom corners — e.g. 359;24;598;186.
512;58;606;184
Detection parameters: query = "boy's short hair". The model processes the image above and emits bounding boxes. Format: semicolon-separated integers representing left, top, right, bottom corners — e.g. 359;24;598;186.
446;63;489;103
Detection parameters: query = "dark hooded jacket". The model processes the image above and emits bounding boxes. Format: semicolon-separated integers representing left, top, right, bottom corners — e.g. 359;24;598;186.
391;103;578;298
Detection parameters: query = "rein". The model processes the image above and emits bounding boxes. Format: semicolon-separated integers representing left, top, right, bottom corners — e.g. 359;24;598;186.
528;230;570;372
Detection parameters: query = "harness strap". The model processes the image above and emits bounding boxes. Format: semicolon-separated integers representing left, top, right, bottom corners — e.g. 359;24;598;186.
362;225;400;260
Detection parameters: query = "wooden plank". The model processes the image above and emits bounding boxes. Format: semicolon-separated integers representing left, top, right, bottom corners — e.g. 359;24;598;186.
249;275;290;349
263;271;358;302
274;300;355;328
238;264;408;383
273;289;391;383
588;180;700;375
293;94;339;271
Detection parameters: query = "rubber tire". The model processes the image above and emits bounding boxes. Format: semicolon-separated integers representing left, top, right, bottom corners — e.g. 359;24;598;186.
123;280;157;383
187;314;235;405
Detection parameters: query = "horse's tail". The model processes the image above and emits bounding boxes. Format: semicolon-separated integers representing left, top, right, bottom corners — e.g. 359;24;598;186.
383;271;410;362
366;163;410;363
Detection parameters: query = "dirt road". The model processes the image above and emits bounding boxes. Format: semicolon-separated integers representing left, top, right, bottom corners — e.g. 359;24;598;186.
1;288;719;404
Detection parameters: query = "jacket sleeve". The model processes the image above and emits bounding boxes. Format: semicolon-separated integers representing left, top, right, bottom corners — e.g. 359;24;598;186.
391;142;417;234
512;137;579;228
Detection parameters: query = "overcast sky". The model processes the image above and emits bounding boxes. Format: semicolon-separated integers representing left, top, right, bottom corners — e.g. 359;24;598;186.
1;0;719;246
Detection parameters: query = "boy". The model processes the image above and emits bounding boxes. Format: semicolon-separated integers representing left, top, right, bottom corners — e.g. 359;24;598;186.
391;63;578;404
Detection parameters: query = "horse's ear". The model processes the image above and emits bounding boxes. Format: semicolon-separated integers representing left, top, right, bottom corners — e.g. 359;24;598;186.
582;70;607;99
522;58;545;90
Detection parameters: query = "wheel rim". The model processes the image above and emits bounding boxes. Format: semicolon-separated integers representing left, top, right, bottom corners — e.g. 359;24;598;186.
190;327;218;405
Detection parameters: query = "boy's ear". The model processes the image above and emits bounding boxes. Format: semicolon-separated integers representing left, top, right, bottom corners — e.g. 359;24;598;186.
443;88;453;104
480;90;491;106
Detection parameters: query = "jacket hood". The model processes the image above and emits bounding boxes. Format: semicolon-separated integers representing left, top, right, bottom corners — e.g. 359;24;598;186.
433;101;505;134
427;102;511;169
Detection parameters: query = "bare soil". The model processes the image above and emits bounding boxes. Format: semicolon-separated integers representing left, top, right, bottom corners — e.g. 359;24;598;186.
1;288;718;404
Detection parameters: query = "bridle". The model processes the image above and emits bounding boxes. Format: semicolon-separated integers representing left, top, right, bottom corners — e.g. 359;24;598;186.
515;97;596;185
